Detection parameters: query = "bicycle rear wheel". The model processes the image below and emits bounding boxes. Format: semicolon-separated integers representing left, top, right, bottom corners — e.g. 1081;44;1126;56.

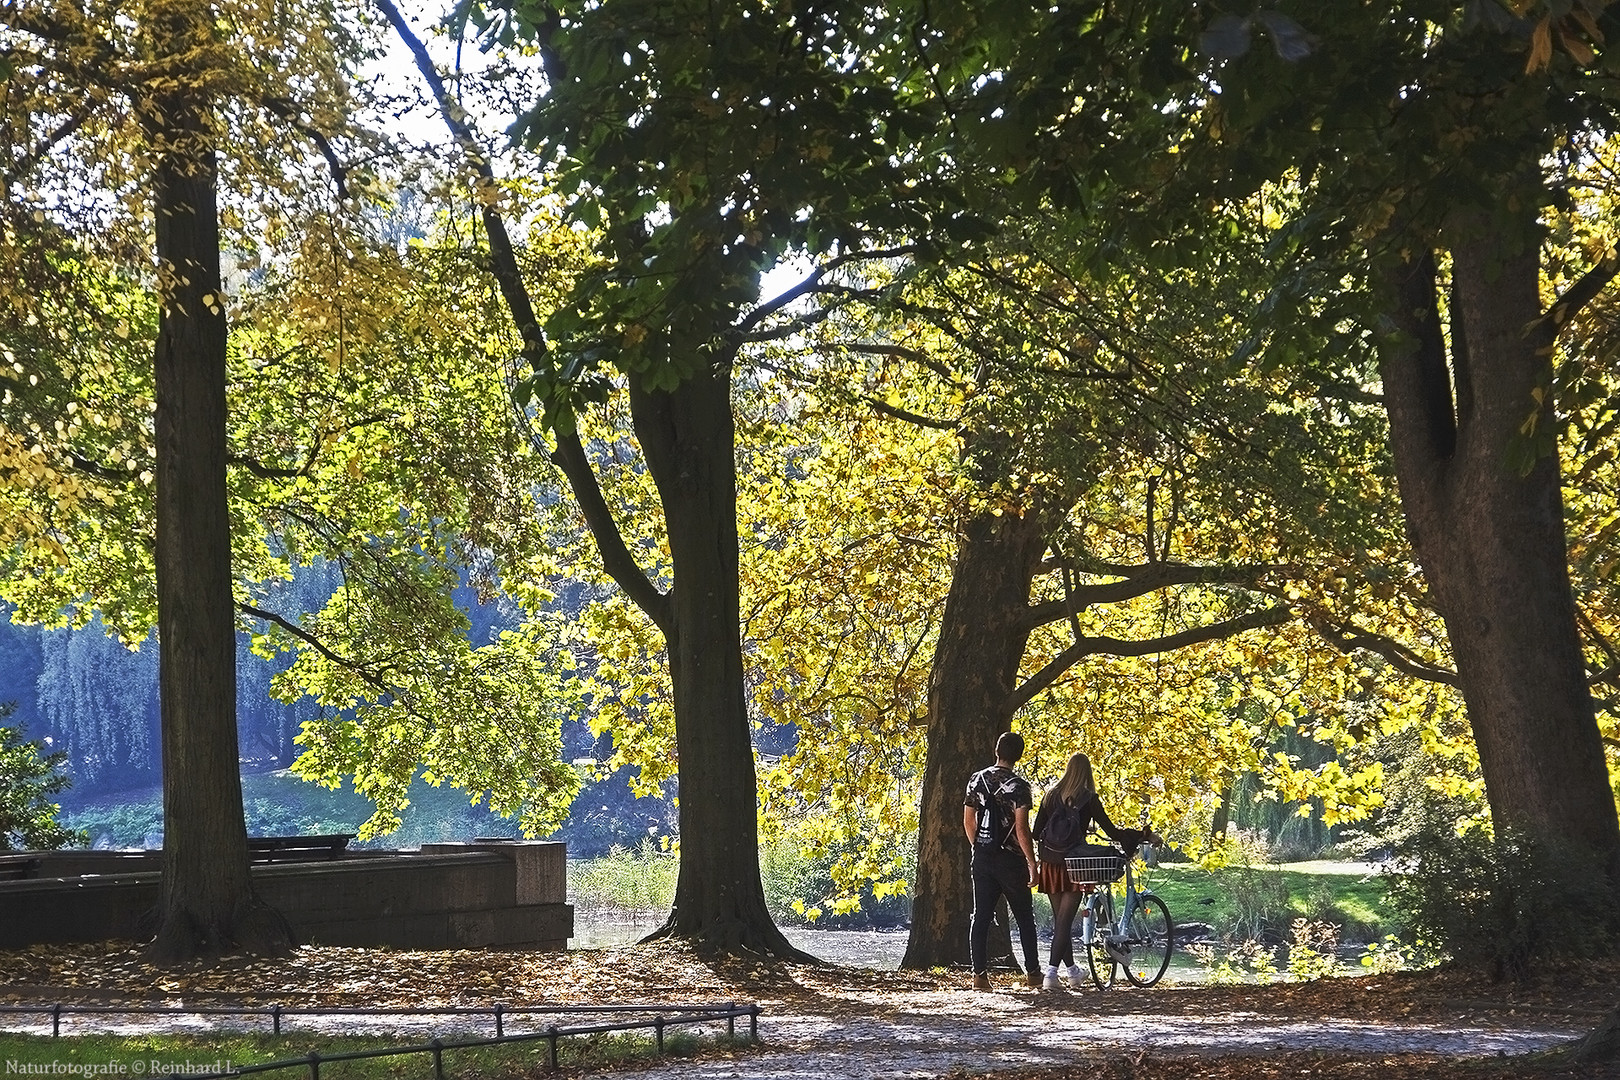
1122;893;1173;987
1086;892;1116;990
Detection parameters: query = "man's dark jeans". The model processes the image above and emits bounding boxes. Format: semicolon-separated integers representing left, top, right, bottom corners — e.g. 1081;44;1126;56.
969;843;1040;976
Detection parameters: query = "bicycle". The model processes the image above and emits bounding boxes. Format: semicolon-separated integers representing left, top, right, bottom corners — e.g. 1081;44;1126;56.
1065;837;1174;988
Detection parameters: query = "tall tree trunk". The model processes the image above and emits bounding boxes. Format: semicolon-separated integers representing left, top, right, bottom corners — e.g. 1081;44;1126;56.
143;0;290;962
629;364;807;958
1378;218;1620;887
902;509;1046;969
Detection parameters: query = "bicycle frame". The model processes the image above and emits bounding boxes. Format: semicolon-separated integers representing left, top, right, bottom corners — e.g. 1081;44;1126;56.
1071;841;1174;989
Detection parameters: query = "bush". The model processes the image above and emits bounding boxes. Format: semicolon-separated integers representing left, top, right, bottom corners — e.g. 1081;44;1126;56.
0;704;87;850
1385;813;1615;982
1223;863;1293;943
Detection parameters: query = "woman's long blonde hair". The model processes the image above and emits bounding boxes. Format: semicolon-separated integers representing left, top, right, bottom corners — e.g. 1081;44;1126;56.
1054;752;1096;807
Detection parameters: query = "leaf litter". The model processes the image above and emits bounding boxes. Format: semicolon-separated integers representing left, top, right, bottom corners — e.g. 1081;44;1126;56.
1;943;1615;1078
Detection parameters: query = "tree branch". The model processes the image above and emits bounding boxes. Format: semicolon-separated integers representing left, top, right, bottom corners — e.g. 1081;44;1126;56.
823;340;959;383
1577;607;1620;689
66;451;135;483
1005;605;1293;715
1310;616;1459;686
379;0;671;633
259;95;349;199
1022;561;1279;631
228;414;393;479
239;602;393;696
861;395;956;430
737;246;914;336
5;107;95;187
550;431;673;633
1534;247;1620;345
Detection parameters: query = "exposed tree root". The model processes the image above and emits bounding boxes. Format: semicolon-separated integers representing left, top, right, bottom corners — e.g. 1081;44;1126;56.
641;913;820;964
147;895;294;966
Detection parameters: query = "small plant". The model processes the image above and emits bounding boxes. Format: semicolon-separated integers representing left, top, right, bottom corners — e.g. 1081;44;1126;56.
1186;938;1278;984
570;840;679;915
1223;863;1292;942
1360;934;1414;975
1284;918;1341;981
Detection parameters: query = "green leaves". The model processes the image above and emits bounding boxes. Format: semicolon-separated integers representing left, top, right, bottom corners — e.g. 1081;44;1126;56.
0;703;87;850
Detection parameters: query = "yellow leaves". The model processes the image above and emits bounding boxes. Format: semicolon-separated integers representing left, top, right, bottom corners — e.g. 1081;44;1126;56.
1525;9;1603;72
790;898;823;922
1528;16;1554;72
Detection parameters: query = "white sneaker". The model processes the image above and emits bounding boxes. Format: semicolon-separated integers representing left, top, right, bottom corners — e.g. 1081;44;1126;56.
1042;965;1061;990
1066;964;1085;988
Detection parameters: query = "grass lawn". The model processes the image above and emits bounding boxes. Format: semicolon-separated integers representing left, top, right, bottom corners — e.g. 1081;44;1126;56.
1141;861;1395;944
0;1027;738;1080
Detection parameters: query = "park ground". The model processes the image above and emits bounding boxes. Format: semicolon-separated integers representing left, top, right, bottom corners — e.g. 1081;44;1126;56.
2;942;1618;1079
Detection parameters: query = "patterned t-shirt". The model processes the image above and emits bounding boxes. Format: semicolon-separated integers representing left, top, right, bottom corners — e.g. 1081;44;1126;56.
964;765;1033;850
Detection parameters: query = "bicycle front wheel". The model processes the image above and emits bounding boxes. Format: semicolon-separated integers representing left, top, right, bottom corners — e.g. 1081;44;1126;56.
1086;892;1116;990
1122;893;1173;987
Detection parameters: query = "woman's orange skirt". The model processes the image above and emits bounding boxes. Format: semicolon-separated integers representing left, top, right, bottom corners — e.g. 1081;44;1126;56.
1037;858;1090;895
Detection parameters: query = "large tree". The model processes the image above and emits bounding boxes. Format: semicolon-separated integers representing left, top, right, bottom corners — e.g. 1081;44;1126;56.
395;0;990;954
2;0;311;958
2;0;585;957
1187;1;1620;882
872;0;1620;909
141;0;284;959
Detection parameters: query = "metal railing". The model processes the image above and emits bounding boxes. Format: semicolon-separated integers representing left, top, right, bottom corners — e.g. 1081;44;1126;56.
0;1001;761;1077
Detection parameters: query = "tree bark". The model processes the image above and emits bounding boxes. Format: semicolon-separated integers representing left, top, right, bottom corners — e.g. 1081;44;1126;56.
1377;219;1620;887
143;0;290;962
1560;1003;1620;1065
902;509;1047;969
629;364;809;958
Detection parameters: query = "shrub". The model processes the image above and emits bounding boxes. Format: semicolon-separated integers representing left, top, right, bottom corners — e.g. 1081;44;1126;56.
569;840;678;915
1284;918;1341;981
0;705;87;850
1223;863;1293;943
1385;814;1615;982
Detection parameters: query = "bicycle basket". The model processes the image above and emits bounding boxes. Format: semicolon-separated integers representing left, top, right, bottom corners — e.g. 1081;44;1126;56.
1065;853;1124;885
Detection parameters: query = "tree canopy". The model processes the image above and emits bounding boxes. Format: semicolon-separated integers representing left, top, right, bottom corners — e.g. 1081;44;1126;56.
4;0;1620;969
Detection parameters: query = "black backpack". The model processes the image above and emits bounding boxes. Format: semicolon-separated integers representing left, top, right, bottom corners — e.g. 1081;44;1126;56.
1038;795;1089;861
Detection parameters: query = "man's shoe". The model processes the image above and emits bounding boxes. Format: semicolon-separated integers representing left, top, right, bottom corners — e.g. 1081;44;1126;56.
1042;966;1062;991
972;973;992;991
1025;971;1044;989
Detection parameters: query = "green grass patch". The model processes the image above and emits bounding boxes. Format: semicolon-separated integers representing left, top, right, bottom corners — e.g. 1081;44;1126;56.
0;1027;743;1080
1142;863;1395;943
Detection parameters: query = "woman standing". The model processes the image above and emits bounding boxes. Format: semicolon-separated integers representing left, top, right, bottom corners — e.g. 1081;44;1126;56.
1031;752;1149;990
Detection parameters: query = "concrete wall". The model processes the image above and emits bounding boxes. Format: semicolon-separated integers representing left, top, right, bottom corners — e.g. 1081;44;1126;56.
0;843;571;952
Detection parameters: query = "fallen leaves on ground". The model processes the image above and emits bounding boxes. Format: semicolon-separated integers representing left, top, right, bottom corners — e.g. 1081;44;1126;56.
955;1051;1612;1079
1;944;1616;1077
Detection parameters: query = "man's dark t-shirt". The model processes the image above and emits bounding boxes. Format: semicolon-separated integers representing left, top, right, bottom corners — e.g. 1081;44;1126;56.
965;765;1032;851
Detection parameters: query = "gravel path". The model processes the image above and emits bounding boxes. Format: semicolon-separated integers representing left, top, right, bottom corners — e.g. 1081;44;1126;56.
4;941;1606;1080
624;990;1582;1080
0;986;1583;1079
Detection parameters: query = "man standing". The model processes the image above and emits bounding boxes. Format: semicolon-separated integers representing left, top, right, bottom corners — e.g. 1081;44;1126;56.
963;730;1041;990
